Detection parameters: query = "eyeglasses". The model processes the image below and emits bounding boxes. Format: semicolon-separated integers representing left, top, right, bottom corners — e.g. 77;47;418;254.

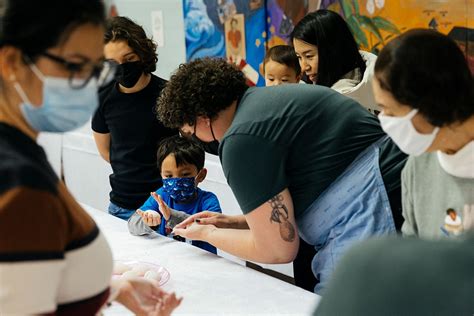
36;52;117;89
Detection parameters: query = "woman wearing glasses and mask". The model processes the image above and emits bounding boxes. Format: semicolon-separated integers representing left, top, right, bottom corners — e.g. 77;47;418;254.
0;0;180;314
92;16;176;221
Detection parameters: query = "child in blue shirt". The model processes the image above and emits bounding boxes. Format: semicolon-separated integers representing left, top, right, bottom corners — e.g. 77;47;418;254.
128;135;221;254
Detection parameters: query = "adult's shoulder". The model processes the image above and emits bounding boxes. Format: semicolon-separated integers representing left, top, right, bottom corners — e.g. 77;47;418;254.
150;74;168;91
0;152;58;195
0;131;57;195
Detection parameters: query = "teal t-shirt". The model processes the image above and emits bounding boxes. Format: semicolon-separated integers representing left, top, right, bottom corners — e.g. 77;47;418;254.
219;84;406;217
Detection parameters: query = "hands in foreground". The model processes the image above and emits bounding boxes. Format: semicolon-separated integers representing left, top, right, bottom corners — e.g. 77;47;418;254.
112;277;182;316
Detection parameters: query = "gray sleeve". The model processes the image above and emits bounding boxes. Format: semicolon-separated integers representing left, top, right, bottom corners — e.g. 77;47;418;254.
127;212;157;236
401;161;418;237
167;209;191;228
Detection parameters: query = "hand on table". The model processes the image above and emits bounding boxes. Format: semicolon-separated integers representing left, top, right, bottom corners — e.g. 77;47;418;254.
174;211;246;230
136;209;161;227
172;221;216;241
113;277;182;316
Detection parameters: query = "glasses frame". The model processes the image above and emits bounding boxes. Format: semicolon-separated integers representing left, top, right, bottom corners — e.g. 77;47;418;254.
37;51;116;89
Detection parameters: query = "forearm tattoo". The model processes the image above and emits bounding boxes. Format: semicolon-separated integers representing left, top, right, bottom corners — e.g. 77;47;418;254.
268;194;296;242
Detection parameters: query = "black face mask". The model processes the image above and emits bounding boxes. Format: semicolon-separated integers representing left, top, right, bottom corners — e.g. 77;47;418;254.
116;61;143;88
192;135;220;156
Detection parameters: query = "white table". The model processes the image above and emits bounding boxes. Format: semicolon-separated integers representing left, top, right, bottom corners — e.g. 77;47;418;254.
84;205;320;315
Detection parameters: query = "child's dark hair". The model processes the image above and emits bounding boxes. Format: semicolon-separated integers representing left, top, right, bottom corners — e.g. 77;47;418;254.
157;135;205;172
264;45;301;76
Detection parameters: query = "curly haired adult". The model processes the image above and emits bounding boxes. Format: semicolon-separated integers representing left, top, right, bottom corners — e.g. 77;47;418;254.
104;16;158;73
157;57;248;128
163;51;407;296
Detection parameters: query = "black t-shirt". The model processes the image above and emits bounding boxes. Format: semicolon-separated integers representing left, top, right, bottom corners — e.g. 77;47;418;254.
219;84;406;217
92;75;176;209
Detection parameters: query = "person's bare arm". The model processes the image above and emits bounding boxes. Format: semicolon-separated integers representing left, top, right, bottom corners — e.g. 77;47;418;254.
93;132;111;163
173;188;299;264
175;212;249;230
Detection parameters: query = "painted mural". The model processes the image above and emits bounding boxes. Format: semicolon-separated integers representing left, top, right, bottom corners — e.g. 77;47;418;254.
183;0;267;85
266;0;473;72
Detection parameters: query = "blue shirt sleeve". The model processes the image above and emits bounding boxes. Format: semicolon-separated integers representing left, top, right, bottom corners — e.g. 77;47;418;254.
200;191;222;213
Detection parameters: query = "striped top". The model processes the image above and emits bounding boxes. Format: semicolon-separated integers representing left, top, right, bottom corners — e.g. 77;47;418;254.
0;123;113;314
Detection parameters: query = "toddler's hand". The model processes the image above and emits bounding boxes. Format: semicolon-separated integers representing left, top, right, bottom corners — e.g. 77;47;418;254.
150;192;171;221
137;209;161;227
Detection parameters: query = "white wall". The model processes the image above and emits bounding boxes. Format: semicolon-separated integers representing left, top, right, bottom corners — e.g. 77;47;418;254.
110;0;186;80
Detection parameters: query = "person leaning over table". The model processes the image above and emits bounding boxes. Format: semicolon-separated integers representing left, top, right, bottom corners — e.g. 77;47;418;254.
0;0;180;314
156;57;407;294
314;28;474;316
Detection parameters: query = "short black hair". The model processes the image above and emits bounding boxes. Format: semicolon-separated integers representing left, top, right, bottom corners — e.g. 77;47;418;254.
446;208;456;215
375;29;474;126
104;16;158;73
264;45;301;76
157;135;205;172
290;9;366;87
157;57;248;128
0;0;105;60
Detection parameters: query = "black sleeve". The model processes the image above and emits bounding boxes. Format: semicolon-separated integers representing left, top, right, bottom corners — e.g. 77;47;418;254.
91;89;110;134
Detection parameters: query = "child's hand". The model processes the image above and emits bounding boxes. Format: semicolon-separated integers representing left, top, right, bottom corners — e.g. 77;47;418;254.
137;209;161;227
150;192;171;221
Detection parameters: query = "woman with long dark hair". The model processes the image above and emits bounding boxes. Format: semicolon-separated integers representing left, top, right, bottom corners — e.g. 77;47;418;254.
291;9;379;113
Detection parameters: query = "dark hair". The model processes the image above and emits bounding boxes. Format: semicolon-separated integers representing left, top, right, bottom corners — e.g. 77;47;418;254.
0;0;105;60
157;135;205;172
264;45;301;76
375;29;474;126
446;208;456;215
104;16;158;73
157;57;248;128
290;9;366;87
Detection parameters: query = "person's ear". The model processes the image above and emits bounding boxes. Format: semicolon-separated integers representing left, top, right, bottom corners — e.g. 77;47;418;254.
0;46;26;82
295;74;301;83
195;116;211;127
195;168;207;184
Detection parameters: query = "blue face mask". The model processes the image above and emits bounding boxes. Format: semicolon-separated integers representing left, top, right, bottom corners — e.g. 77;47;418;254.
13;63;99;133
162;177;197;202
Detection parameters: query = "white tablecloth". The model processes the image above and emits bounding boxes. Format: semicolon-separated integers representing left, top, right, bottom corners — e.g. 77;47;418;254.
84;205;320;315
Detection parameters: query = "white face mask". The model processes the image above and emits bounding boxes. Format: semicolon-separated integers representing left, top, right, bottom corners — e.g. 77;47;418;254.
437;141;474;178
378;109;439;156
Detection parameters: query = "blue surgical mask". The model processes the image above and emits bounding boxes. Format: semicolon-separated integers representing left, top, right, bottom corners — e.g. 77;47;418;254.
162;177;197;202
13;63;99;132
